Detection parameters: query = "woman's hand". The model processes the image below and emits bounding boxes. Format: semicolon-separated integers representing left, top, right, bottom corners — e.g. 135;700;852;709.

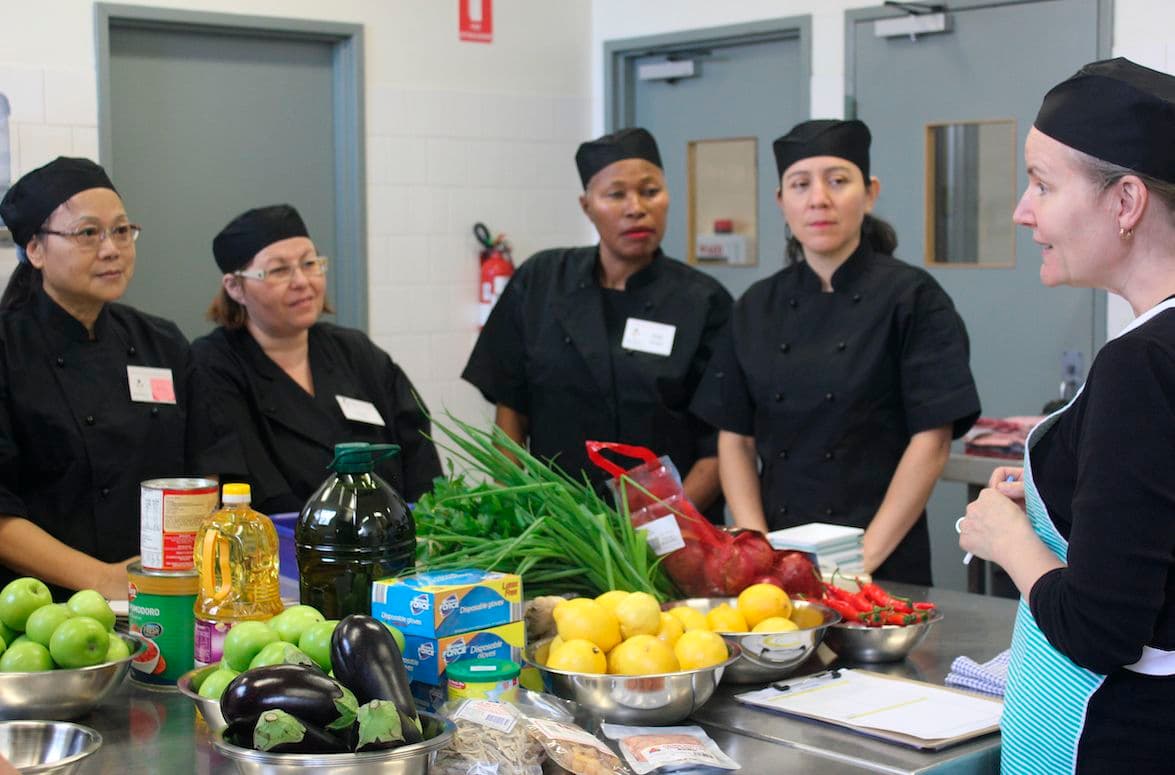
988;466;1025;505
98;557;137;600
960;487;1036;565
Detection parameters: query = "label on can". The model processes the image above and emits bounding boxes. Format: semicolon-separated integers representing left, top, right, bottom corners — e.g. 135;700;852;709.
127;562;198;686
140;478;218;571
194;616;233;668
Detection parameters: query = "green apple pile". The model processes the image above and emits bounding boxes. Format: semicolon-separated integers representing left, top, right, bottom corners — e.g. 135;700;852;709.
0;577;128;672
196;605;406;701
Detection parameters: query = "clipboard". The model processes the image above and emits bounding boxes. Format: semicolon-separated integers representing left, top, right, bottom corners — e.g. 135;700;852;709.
734;669;1002;751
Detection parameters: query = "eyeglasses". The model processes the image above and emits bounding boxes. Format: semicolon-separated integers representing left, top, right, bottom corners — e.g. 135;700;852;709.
40;224;142;250
234;256;329;285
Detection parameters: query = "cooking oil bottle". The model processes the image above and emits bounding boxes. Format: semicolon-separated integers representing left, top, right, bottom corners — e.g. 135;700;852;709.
296;443;416;618
193;483;284;666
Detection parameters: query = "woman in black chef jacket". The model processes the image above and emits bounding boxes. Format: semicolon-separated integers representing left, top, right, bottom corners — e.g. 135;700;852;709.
692;120;980;583
0;157;204;600
191;204;441;514
462;128;732;519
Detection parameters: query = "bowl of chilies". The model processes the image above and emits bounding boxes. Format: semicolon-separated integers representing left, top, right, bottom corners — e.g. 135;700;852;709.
820;580;942;663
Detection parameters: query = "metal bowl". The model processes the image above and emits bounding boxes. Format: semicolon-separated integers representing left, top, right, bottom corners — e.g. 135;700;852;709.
0;632;146;720
524;642;741;725
667;598;840;684
823;610;944;663
176;665;227;733
0;721;102;774
211;711;455;775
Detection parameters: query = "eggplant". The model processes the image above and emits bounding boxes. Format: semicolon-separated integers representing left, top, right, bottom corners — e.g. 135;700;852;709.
220;664;358;734
331;614;422;744
242;710;351;754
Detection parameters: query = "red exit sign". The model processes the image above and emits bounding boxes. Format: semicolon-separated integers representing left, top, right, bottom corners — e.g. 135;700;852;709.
459;0;493;44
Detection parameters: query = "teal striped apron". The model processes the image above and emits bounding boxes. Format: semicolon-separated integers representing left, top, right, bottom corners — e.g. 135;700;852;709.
1001;299;1175;773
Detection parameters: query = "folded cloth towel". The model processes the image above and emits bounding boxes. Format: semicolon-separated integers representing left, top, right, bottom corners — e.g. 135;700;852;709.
945;649;1011;696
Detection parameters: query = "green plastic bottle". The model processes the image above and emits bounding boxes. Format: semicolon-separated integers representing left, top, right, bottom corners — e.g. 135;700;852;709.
295;443;416;618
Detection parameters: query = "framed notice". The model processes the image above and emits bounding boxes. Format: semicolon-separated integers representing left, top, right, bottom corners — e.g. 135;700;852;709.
687;137;758;267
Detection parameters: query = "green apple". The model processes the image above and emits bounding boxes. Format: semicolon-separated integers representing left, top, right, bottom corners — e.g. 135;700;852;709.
383;622;406;654
0;633;5;658
0;640;54;672
67;589;116;632
8;634;32;648
222;621;280;672
297;619;339;672
24;603;74;647
49;616;110;668
0;577;53;631
248;641;314;669
0;620;16;649
197;668;238;700
268;605;325;644
105;633;132;662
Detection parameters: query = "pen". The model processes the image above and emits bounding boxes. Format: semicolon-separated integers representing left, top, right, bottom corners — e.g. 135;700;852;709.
960;474;1017;565
772;668;841;692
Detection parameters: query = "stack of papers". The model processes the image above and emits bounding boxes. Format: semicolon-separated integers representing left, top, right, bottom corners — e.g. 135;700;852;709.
767;522;865;576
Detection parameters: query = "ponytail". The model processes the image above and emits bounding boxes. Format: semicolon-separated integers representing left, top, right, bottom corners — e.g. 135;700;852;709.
784;213;899;266
0;262;42;311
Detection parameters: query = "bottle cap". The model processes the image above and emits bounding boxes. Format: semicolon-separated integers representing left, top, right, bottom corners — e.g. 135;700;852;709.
330;442;401;474
446;658;521;683
222;482;251;503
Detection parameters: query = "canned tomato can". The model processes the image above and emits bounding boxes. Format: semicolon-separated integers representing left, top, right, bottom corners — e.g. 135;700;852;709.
127;562;198;686
140;478;218;571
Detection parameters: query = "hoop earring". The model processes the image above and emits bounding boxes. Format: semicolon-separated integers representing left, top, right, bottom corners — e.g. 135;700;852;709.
1119;227;1134;239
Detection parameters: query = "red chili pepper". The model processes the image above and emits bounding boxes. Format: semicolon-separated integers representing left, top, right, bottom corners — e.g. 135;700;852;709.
912;601;936;612
822;597;861;623
858;580;913;614
882;611;917;626
822;583;855;603
859;608;885;627
847;591;874;613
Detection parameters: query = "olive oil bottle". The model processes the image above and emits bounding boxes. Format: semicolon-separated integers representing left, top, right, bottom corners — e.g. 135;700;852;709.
296;443;416;618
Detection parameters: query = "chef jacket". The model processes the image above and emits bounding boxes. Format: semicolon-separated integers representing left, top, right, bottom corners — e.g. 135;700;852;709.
0;287;205;597
692;241;980;583
191;323;441;514
462;247;732;518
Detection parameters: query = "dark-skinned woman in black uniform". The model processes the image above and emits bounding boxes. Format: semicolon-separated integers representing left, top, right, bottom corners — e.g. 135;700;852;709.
462;128;732;520
191;205;441;514
693;120;980;583
0;157;207;600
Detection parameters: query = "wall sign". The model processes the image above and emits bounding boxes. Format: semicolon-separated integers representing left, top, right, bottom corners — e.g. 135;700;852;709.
459;0;493;43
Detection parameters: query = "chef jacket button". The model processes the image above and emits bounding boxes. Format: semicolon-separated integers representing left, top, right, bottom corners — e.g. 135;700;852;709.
563;335;572;345
55;356;65;367
852;293;862;303
100;487;110;498
778;449;788;459
127;346;137;357
779;343;790;353
824;450;833;460
774;392;784;402
626;349;635;356
824;507;833;516
151;406;159;417
788;298;798;308
825;392;835;402
85;415;95;426
778;505;789;516
714;371;725;379
578;281;588;289
643;302;654;312
837;341;846;351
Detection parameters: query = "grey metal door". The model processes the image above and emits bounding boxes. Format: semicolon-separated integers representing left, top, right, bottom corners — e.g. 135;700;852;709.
610;21;809;300
100;11;363;340
848;0;1110;588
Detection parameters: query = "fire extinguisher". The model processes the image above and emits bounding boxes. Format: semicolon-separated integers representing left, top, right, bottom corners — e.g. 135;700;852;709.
474;221;514;327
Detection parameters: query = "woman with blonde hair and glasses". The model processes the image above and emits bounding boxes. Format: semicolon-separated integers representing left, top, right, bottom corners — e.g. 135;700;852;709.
0;157;208;599
192;204;440;514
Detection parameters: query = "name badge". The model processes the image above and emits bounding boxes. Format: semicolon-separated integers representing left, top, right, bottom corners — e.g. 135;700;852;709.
621;318;676;357
127;366;176;404
336;395;386;427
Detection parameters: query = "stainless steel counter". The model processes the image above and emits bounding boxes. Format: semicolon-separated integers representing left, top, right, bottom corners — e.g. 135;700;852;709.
75;583;1015;774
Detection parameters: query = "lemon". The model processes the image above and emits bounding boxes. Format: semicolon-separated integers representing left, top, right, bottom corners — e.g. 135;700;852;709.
595;590;630;615
552;598;621;652
737;583;792;627
751;616;800;633
547;634;566;658
607;634;680;675
615;592;661;639
547;638;606;674
655;612;684;647
667;605;708;632
553;597;594;615
789;606;823;630
674;629;729;670
705;603;749;633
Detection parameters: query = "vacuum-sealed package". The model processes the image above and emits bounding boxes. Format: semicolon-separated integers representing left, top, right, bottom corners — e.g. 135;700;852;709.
600;724;740;774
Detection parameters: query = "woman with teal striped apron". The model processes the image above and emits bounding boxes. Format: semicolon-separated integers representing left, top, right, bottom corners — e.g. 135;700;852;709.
960;58;1175;774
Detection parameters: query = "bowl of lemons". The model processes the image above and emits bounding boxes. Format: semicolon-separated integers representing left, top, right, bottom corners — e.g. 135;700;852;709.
523;592;741;725
664;585;841;685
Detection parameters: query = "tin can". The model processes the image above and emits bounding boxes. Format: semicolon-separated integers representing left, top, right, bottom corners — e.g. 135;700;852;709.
446;658;521;704
127;561;198;686
140;478;218;571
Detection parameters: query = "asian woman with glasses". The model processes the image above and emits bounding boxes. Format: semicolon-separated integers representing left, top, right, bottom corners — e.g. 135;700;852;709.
0;157;215;599
192;204;441;514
